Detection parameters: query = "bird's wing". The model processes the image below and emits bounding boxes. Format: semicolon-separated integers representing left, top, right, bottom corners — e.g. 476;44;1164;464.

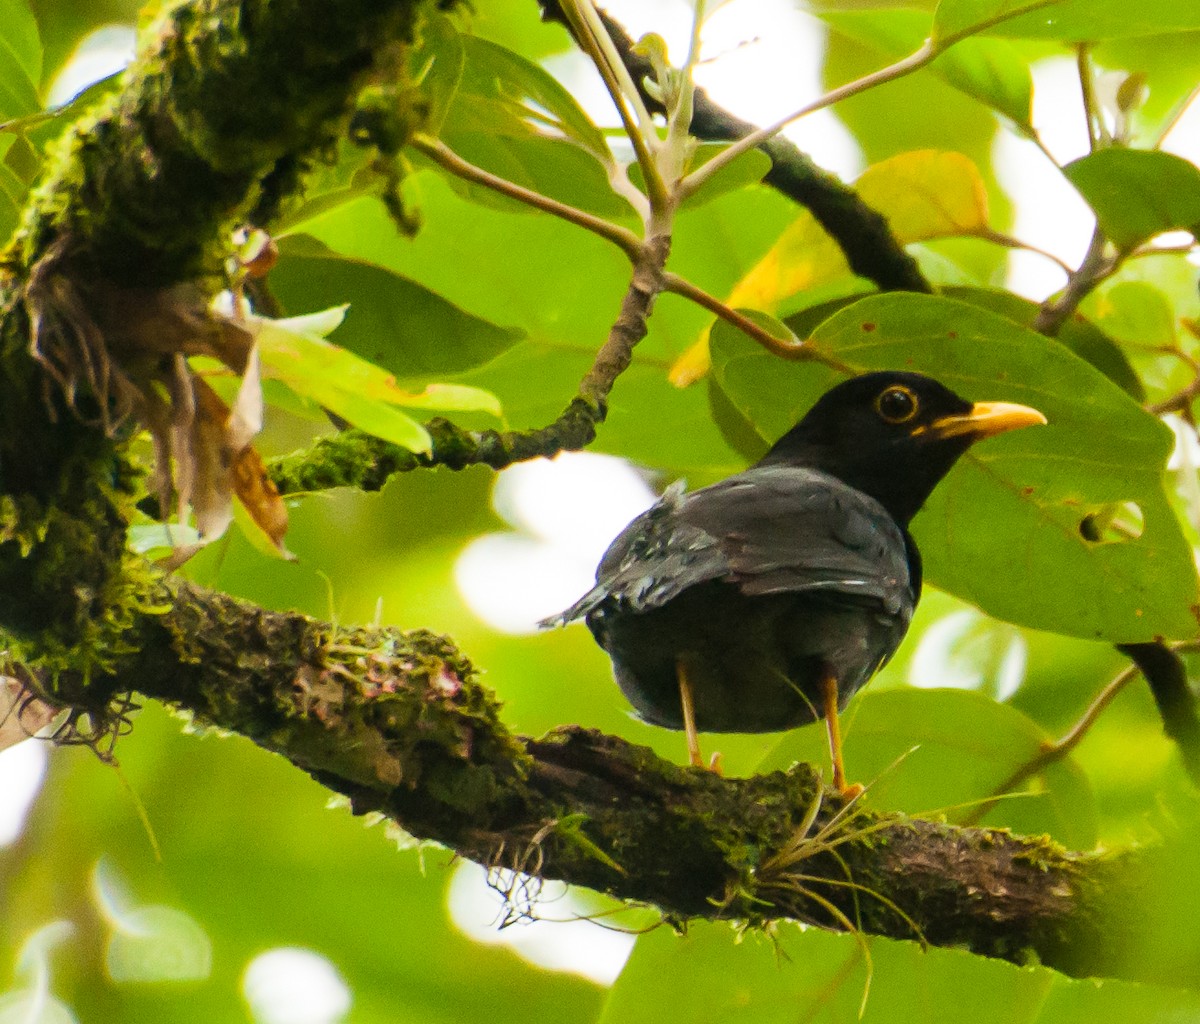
543;467;912;626
683;465;913;615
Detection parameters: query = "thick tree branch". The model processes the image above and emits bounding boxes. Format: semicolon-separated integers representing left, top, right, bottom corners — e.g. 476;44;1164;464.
26;575;1169;986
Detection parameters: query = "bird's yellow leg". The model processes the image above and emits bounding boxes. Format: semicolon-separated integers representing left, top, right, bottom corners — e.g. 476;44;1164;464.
676;658;723;772
677;657;706;769
820;669;863;800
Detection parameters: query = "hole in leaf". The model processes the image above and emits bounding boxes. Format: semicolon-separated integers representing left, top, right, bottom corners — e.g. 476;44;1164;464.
1080;501;1145;543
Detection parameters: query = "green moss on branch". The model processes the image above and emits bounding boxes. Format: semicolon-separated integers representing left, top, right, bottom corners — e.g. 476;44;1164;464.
90;579;1131;979
5;0;422;286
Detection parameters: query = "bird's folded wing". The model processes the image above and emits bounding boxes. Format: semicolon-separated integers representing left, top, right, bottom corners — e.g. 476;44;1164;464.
544;468;912;626
686;466;913;614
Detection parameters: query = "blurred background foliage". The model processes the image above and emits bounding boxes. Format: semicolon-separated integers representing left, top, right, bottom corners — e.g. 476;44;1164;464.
3;0;1200;1021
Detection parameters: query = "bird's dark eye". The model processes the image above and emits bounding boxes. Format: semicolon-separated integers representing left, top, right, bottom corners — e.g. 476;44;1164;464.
874;385;919;424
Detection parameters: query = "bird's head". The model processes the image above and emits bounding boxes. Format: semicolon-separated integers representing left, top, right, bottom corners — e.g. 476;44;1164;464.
760;371;1046;525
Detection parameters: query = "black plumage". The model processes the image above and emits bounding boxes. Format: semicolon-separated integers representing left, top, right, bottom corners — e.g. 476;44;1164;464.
545;371;1046;791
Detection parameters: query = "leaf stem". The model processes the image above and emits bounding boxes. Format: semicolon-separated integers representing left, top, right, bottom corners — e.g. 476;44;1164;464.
558;0;670;217
661;272;846;369
973;228;1074;275
1154;81;1200;149
677;41;936;202
1075;45;1108;151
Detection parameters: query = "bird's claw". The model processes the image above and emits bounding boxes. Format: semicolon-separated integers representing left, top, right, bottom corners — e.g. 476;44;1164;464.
838;782;865;803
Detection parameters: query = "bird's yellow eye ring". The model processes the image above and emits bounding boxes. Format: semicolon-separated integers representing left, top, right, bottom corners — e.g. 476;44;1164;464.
875;385;919;424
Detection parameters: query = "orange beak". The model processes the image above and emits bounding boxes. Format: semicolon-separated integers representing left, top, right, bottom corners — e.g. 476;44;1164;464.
921;400;1047;441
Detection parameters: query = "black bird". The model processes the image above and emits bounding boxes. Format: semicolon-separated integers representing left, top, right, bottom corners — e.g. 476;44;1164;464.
544;371;1046;795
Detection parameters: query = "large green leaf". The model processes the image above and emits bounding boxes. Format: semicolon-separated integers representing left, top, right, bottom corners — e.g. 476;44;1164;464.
1063;149;1200;252
601;921;1200;1024
270;235;525;377
934;0;1200;42
775;286;1145;410
710;292;1199;641
453;36;609;162
941;286;1145;399
756;688;1097;849
428;34;631;217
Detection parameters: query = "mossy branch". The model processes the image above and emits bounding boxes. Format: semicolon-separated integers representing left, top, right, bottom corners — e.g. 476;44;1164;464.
23;574;1168;986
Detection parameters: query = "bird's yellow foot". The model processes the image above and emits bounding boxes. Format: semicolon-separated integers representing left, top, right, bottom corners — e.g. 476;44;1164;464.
838;781;865;802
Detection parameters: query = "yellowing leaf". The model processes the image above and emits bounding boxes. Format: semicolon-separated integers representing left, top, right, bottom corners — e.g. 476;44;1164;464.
385;383;503;416
185;377;290;556
673;150;991;385
725;214;847;312
254;313;433;454
231;443;292;559
857;150;989;240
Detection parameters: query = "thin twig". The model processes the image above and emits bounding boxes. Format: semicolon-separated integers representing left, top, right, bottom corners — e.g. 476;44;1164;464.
1032;226;1114;335
1154;81;1200;148
556;1;668;216
1075;45;1107;151
1148;330;1200;416
973;228;1074;275
678;42;937;202
680;0;1063;199
960;664;1140;826
962;640;1200;826
660;272;850;370
410;134;643;260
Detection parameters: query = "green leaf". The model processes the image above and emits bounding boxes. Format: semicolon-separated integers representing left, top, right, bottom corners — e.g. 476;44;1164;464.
255;309;433;453
1085;280;1177;347
0;0;41;122
603;921;1200;1024
823;9;1033;129
411;13;465;137
455;36;609;164
423;131;632;218
711;292;1199;641
757;689;1098;849
934;0;1200;42
425;34;631;217
1063;149;1200;251
941;286;1145;399
379;383;502;416
270;235;525;378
